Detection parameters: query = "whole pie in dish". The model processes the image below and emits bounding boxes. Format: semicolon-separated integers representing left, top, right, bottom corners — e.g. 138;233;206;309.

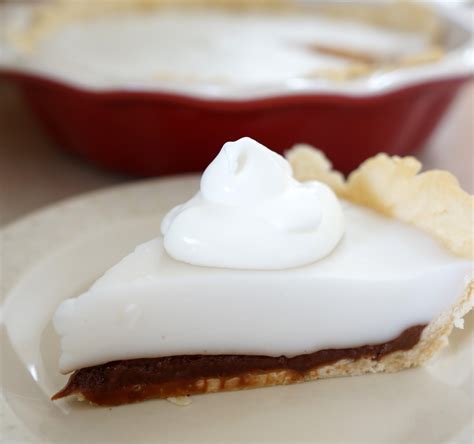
5;0;446;89
52;137;473;406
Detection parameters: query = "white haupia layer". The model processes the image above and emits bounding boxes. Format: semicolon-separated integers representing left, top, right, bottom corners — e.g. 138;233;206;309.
54;201;472;374
16;7;431;87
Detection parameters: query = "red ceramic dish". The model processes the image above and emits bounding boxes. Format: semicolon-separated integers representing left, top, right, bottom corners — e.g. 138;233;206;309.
2;70;471;176
1;2;473;176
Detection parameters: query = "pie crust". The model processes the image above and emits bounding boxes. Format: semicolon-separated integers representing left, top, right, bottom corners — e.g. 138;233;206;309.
287;146;474;259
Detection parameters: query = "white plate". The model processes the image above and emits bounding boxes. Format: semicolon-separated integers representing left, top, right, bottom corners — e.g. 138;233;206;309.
1;177;473;443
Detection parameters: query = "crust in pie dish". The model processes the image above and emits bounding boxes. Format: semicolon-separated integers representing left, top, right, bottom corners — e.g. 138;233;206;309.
52;148;474;406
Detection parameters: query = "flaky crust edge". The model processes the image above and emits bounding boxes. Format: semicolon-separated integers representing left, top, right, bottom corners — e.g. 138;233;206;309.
287;145;474;259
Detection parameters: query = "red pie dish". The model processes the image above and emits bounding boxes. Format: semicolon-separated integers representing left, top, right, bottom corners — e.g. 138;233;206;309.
1;0;472;176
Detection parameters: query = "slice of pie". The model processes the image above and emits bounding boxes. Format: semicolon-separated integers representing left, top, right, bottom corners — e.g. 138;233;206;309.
52;138;473;406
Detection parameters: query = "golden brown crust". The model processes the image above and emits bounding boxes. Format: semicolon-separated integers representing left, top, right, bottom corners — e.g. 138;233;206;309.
286;145;347;194
288;146;474;259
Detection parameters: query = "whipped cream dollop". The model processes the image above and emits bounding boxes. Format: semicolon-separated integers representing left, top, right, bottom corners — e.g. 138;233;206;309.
161;137;345;270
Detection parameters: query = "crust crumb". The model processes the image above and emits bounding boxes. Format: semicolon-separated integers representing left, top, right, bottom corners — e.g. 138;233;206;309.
167;396;192;406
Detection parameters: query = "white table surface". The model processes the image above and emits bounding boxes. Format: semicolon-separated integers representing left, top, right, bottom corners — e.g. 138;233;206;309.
0;79;472;229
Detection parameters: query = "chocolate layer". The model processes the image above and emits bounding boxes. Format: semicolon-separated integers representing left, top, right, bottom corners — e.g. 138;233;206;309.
53;325;425;406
